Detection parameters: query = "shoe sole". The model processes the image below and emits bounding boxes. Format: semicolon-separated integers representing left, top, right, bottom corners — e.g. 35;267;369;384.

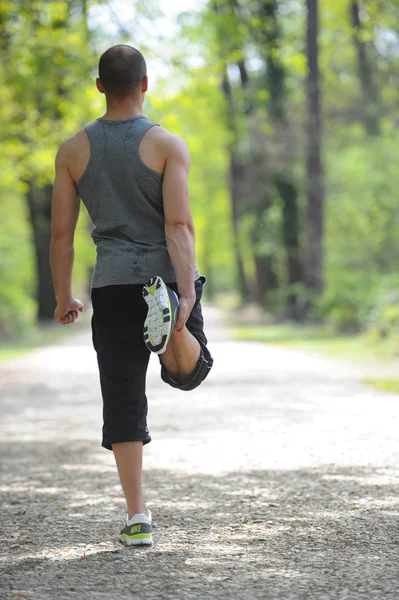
120;535;152;546
142;276;173;354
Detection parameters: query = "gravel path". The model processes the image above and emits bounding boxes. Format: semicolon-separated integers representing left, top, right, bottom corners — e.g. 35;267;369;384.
0;307;398;599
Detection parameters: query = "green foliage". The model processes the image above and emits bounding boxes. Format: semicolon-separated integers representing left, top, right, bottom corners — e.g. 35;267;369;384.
1;0;399;338
0;157;35;336
0;0;99;332
326;135;399;275
364;277;399;348
319;134;399;334
316;273;399;349
315;273;374;331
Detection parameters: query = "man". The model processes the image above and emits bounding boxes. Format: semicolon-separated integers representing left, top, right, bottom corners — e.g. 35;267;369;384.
50;45;213;547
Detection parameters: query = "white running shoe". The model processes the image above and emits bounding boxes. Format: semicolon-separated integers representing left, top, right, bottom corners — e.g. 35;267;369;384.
119;510;152;546
142;276;179;354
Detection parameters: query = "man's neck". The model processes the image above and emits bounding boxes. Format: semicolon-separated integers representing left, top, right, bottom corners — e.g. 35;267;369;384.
103;96;143;121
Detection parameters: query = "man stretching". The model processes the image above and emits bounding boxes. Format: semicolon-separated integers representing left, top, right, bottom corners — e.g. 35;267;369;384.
50;45;213;546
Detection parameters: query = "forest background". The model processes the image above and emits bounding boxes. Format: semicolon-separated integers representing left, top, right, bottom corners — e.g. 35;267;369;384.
0;0;398;358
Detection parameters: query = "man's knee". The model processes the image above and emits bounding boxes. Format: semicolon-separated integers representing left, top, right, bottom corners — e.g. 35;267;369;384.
161;351;212;391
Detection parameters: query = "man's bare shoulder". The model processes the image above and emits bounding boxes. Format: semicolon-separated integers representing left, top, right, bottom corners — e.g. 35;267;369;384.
56;129;89;164
56;130;90;184
152;127;189;157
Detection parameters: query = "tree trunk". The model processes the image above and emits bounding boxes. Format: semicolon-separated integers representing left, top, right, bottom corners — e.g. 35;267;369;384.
350;1;381;136
250;223;279;306
27;183;56;321
305;0;324;295
258;0;286;124
234;53;279;305
274;176;303;318
253;255;277;305
213;0;251;302
229;153;251;302
222;72;251;302
254;0;304;309
201;204;216;301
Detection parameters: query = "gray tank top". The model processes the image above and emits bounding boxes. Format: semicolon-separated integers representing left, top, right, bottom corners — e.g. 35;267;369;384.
77;114;199;288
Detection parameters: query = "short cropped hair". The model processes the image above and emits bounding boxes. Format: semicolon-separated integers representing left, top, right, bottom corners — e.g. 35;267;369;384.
98;45;147;98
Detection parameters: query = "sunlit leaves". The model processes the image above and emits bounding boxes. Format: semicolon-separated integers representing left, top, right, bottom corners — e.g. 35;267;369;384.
148;71;234;288
0;0;98;328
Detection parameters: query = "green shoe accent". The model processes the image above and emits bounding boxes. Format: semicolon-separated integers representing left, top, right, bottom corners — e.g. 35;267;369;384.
130;524;143;534
120;533;152;540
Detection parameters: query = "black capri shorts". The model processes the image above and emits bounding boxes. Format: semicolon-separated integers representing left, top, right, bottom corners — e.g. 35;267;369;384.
91;276;213;450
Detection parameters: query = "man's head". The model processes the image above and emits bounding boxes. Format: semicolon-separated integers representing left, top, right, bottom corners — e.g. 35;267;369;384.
97;45;148;100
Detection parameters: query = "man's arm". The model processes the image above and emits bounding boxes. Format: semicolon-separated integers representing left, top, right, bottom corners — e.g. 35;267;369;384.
50;143;84;325
162;134;196;331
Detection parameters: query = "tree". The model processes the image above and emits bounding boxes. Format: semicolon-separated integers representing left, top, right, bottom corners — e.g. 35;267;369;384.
305;0;324;295
228;0;303;313
350;1;381;136
212;0;251;302
1;0;96;321
222;69;252;302
257;0;303;315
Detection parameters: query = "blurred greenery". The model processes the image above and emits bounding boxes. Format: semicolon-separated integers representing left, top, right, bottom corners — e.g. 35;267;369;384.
233;322;399;362
0;0;398;359
364;378;399;395
0;322;78;362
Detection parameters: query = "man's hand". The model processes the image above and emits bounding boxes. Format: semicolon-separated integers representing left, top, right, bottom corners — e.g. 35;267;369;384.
55;298;84;325
174;295;195;332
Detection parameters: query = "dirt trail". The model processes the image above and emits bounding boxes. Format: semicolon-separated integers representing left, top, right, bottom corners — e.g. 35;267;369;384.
0;307;398;599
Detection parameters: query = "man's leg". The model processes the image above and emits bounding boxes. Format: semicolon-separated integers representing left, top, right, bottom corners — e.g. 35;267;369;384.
92;284;152;536
145;276;212;388
160;326;201;385
112;441;148;519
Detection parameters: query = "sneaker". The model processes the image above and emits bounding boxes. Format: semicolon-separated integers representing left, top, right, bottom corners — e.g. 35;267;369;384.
142;276;179;354
119;510;152;546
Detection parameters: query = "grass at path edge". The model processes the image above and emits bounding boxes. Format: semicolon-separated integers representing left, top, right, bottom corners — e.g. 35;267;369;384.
0;323;81;363
233;323;399;395
364;379;399;395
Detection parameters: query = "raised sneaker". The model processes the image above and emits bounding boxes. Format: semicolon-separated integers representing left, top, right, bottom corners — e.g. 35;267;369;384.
142;276;179;354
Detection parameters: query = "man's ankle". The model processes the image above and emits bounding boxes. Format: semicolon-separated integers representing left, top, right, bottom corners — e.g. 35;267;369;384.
127;505;149;520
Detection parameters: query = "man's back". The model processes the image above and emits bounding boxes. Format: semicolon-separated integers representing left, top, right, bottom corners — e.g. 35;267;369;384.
63;115;199;287
65;115;168;187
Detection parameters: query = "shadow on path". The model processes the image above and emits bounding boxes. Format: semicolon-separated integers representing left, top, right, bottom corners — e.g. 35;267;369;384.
1;436;398;600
